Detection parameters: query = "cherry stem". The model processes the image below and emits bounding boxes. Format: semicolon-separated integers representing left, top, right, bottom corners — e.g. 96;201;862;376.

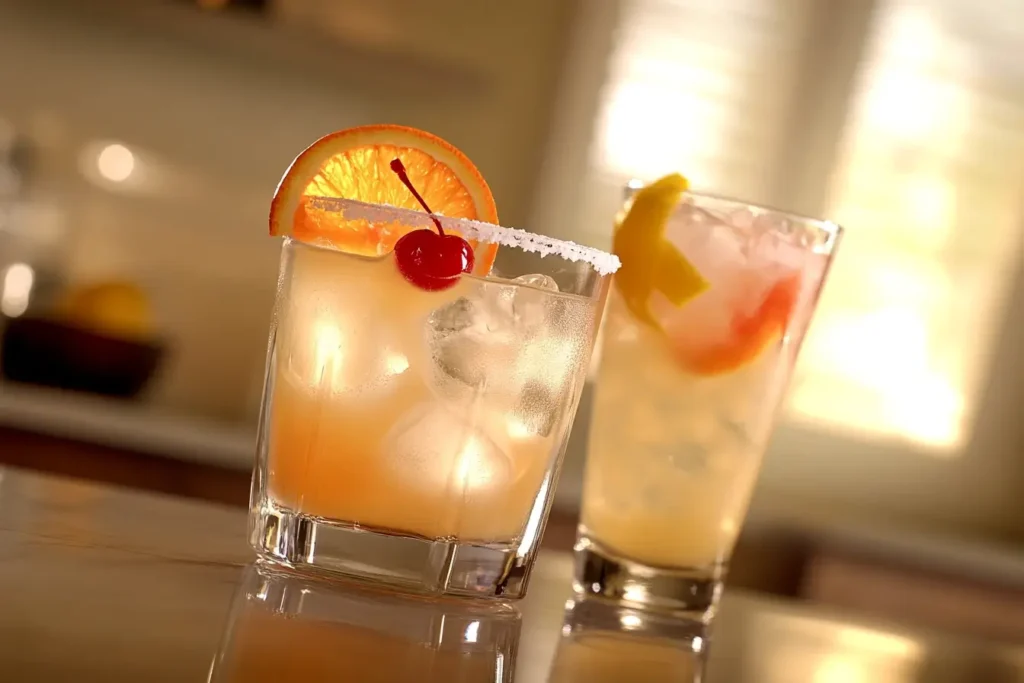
390;158;445;236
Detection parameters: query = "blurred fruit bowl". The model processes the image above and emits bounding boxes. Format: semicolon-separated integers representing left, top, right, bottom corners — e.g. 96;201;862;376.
0;316;165;398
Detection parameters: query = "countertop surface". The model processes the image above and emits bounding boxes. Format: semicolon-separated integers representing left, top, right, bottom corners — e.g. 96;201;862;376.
0;466;1021;682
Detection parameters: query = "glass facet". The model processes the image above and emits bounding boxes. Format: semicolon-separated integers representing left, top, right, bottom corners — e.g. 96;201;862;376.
575;190;841;621
249;198;615;598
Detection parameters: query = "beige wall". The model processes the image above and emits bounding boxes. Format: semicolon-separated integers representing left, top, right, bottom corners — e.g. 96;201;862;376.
0;0;574;419
541;0;1024;546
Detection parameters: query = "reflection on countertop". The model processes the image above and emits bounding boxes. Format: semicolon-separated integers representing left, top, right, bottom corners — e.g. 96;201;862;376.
0;468;1022;682
212;564;522;682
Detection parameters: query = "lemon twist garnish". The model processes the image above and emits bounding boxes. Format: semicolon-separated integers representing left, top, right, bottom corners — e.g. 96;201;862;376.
612;173;709;330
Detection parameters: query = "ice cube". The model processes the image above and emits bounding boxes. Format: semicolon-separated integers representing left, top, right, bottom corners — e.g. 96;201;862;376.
383;404;512;494
426;288;518;390
428;296;475;335
510;273;559;330
513;273;558;291
425;275;560;395
727;208;756;230
668;408;753;475
667;204;746;277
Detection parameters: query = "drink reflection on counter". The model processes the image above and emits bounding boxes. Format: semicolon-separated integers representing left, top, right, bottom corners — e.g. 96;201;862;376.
208;563;521;682
547;597;708;683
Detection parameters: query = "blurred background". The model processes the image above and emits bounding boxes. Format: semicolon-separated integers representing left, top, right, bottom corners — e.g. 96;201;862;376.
0;0;1022;645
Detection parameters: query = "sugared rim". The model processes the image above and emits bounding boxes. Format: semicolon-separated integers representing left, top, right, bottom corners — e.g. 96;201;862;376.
306;196;622;275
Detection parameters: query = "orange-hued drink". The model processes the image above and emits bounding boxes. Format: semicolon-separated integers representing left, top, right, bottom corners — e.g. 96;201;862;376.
265;242;596;542
248;126;618;598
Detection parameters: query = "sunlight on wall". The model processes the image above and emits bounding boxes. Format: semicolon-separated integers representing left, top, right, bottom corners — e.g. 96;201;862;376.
599;79;726;190
592;0;810;203
585;0;1023;453
788;2;1024;451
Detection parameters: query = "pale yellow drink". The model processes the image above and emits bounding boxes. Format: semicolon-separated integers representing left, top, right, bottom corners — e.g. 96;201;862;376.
581;294;776;568
579;189;837;574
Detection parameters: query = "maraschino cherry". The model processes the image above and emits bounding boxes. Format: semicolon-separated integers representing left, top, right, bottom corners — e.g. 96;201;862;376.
390;158;475;291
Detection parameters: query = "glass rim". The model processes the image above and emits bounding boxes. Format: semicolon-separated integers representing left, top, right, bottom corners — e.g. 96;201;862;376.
624;180;843;251
303;196;622;275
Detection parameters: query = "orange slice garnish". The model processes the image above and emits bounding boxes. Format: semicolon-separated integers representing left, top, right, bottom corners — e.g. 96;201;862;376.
269;124;499;274
667;272;801;376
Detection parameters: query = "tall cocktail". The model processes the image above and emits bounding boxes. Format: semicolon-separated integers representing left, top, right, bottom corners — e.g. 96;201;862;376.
576;175;840;621
248;125;618;598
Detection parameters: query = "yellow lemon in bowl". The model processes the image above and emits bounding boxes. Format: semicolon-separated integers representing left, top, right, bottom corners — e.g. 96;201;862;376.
57;281;154;341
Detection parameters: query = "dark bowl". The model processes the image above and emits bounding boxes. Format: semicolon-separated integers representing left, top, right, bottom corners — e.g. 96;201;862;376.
0;316;165;398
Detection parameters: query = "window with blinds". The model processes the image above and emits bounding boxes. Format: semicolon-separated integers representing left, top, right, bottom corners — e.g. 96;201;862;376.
572;0;814;249
787;0;1024;450
573;0;1023;452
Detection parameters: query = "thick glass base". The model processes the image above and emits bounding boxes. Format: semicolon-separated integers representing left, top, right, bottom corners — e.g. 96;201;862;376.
249;503;532;599
572;532;725;624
